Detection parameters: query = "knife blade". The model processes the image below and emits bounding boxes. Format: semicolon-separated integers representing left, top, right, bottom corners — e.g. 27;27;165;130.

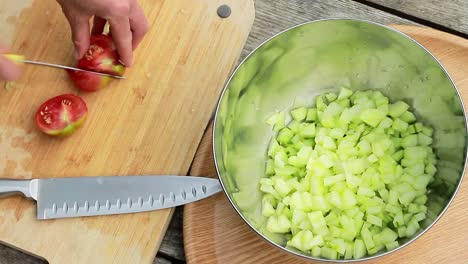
0;176;222;220
4;54;125;79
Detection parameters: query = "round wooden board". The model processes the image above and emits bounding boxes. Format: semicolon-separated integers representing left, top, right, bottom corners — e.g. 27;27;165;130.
183;25;468;264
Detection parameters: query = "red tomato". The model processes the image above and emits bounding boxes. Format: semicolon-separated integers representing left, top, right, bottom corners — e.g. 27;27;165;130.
67;70;112;92
35;94;88;136
68;34;125;92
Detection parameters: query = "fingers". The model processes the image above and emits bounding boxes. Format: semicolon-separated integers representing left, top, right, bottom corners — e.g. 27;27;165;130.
92;16;107;35
129;2;149;50
0;60;21;81
109;17;133;66
0;53;21;81
67;14;91;59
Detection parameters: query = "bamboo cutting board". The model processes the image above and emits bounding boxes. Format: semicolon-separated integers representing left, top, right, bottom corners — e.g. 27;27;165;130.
0;0;254;263
184;25;468;264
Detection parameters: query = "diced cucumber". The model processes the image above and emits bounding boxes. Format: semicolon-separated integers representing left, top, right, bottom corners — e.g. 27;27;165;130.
321;247;338;260
392;118;409;132
338;87;353;100
261;199;275;217
422;126;433;136
267;111;286;131
311;246;321;257
384;204;401;215
326;92;338;102
385;241;399;251
414;212;426;222
353;239;366;259
402;134;418;147
367;214;382;227
316;96;327;111
360;108;386;127
418;133;433;146
361;226;375;250
266;215;291;233
291;107;308;122
277;128;294;145
260;89;437;260
389;101;409;117
405;218;420;237
379;228;398;244
274;178;294;197
344;242;354;259
358;186;375;197
400;111;417;123
324;174;345;186
341;188;358;209
327;191;343;208
304;109;317;123
330;238;347;255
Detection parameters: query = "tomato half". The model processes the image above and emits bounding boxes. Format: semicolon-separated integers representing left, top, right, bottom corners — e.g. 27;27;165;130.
35;94;88;136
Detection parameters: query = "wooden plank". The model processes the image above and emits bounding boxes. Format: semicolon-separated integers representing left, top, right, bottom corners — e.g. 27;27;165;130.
360;0;468;35
0;243;46;264
158;207;185;262
0;1;254;264
241;0;418;59
153;257;174;264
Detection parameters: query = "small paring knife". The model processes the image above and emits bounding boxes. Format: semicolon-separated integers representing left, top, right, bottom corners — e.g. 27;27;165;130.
0;175;222;220
3;54;125;79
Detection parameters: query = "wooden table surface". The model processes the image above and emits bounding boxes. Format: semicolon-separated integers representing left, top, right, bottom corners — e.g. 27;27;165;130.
1;0;467;263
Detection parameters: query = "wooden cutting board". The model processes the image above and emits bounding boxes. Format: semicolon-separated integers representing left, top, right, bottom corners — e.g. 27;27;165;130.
184;25;468;264
0;0;254;263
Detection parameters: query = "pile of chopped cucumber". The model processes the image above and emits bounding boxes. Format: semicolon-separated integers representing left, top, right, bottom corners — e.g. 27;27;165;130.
261;87;437;260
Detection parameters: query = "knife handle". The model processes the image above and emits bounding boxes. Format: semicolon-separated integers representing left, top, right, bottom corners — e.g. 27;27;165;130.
2;54;25;64
0;180;32;198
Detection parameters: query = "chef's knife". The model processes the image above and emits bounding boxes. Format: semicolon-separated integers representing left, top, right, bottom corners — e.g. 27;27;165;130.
0;176;222;220
3;54;125;79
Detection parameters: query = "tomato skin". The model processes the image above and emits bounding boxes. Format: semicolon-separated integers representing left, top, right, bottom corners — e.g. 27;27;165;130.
69;34;125;92
35;94;88;136
67;69;112;92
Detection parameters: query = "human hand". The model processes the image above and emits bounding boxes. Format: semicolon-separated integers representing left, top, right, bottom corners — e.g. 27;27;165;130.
0;43;21;81
57;0;149;66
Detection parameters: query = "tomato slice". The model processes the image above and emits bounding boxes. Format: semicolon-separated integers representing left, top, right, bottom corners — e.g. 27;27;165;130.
35;94;88;136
